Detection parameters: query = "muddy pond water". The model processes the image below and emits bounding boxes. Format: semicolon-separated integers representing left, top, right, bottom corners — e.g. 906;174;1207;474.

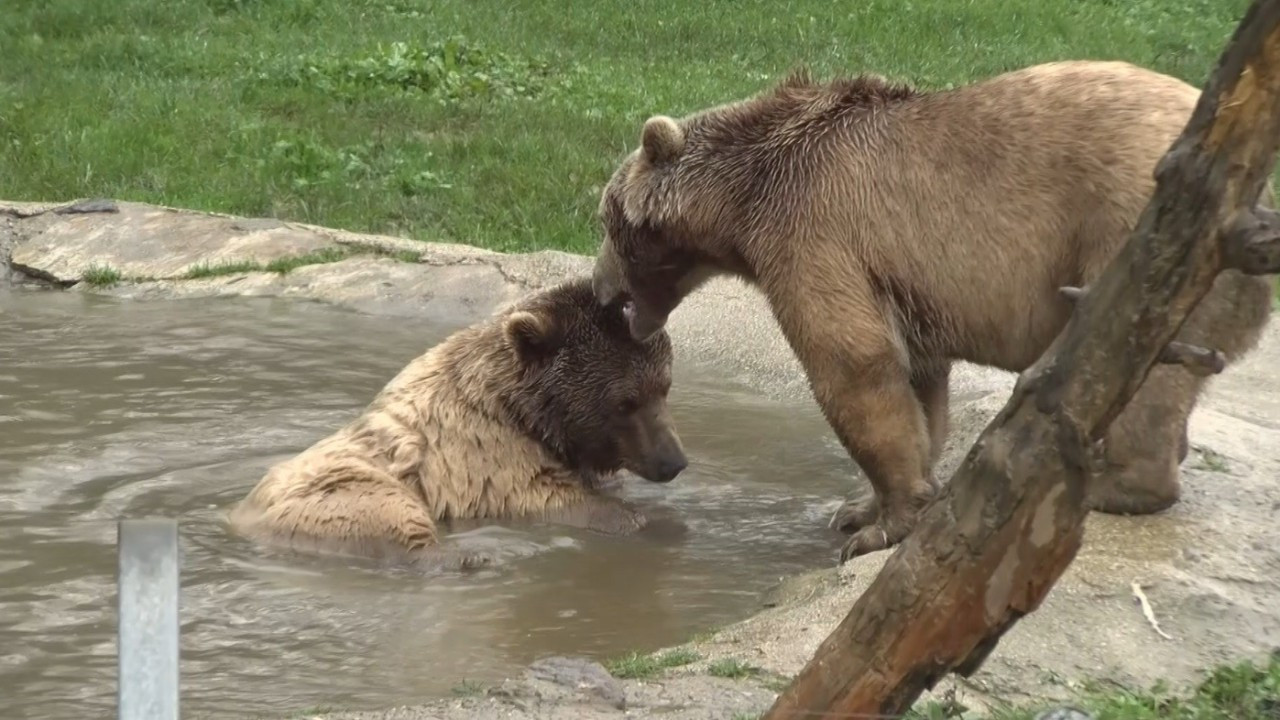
0;288;856;720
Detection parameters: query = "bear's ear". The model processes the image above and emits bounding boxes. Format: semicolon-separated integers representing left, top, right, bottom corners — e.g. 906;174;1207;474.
640;115;685;166
503;310;564;362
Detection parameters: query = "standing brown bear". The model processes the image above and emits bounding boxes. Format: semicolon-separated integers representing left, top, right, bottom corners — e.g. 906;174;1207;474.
590;60;1274;563
227;277;688;570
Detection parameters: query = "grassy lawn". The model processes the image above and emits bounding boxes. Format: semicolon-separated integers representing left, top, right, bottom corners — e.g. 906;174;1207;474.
0;0;1255;255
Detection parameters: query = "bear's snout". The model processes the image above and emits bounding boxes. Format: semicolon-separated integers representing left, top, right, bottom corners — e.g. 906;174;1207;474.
624;409;689;484
637;404;688;483
626;301;669;343
650;452;688;483
591;248;624;306
641;429;688;484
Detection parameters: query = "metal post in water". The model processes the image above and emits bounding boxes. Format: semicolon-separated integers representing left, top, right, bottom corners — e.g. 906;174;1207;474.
117;518;180;720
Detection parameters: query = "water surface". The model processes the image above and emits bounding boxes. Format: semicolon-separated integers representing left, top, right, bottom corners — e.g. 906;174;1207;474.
0;289;855;719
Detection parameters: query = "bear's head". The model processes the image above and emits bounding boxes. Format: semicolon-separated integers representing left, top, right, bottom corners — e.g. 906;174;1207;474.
591;114;728;343
593;72;919;341
501;278;688;485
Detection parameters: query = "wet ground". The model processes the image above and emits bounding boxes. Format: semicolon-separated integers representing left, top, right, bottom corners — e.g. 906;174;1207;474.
0;288;854;720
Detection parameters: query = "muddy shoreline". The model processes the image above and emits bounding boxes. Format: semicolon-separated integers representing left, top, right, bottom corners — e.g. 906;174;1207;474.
4;198;1279;719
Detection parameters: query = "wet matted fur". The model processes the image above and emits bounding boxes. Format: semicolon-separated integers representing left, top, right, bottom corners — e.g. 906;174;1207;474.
227;277;689;570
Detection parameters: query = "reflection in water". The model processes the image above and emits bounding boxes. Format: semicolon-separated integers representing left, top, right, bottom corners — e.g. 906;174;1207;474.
0;289;854;720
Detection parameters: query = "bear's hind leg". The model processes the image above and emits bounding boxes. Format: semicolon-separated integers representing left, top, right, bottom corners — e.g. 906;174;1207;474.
1087;365;1193;515
1084;267;1271;515
914;360;953;473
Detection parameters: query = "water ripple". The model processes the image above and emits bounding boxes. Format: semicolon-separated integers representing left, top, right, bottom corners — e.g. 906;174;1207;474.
0;290;852;720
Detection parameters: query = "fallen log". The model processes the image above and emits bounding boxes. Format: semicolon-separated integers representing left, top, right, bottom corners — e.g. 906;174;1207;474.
762;1;1280;717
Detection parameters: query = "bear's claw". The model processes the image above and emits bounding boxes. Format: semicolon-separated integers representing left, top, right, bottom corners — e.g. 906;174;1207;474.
836;500;928;563
839;525;893;563
829;497;879;534
457;552;495;571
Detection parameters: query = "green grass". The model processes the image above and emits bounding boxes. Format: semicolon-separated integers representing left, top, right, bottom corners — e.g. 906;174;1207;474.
262;246;354;273
606;648;701;680
761;674;794;693
184;259;262;279
390;249;423;263
449;678;486;697
906;655;1280;720
0;0;1261;256
707;657;764;680
1191;446;1230;473
182;243;419;279
81;264;122;287
75;243;420;287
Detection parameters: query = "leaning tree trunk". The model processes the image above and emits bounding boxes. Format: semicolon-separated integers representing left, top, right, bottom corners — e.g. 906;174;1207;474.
762;1;1280;717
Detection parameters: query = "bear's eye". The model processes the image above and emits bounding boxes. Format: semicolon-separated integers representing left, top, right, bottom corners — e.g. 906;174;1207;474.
616;399;639;415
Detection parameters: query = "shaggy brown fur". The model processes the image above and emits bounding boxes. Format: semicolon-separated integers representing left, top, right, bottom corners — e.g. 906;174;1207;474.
590;60;1274;563
227;277;688;570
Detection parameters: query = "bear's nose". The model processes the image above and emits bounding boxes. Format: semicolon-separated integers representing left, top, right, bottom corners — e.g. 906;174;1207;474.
653;456;688;483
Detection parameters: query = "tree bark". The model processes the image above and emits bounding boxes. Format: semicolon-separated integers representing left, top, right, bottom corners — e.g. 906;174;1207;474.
761;2;1280;718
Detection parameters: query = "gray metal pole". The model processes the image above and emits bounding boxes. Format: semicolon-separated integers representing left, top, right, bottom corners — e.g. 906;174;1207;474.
117;518;180;720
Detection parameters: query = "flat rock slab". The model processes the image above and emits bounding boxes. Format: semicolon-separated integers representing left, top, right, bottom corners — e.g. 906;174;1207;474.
522;656;627;710
8;200;340;283
108;256;529;328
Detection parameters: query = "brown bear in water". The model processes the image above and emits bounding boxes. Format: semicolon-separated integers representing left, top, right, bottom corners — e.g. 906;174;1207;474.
227;277;688;570
589;60;1274;563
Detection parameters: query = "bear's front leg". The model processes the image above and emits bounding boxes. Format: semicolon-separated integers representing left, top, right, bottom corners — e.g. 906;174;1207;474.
585;495;649;535
827;360;951;536
540;492;649;536
806;347;937;563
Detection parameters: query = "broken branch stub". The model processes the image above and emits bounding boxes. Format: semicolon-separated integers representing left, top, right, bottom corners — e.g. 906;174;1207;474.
1158;341;1227;377
1057;285;1087;303
762;2;1280;719
1060;286;1227;376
